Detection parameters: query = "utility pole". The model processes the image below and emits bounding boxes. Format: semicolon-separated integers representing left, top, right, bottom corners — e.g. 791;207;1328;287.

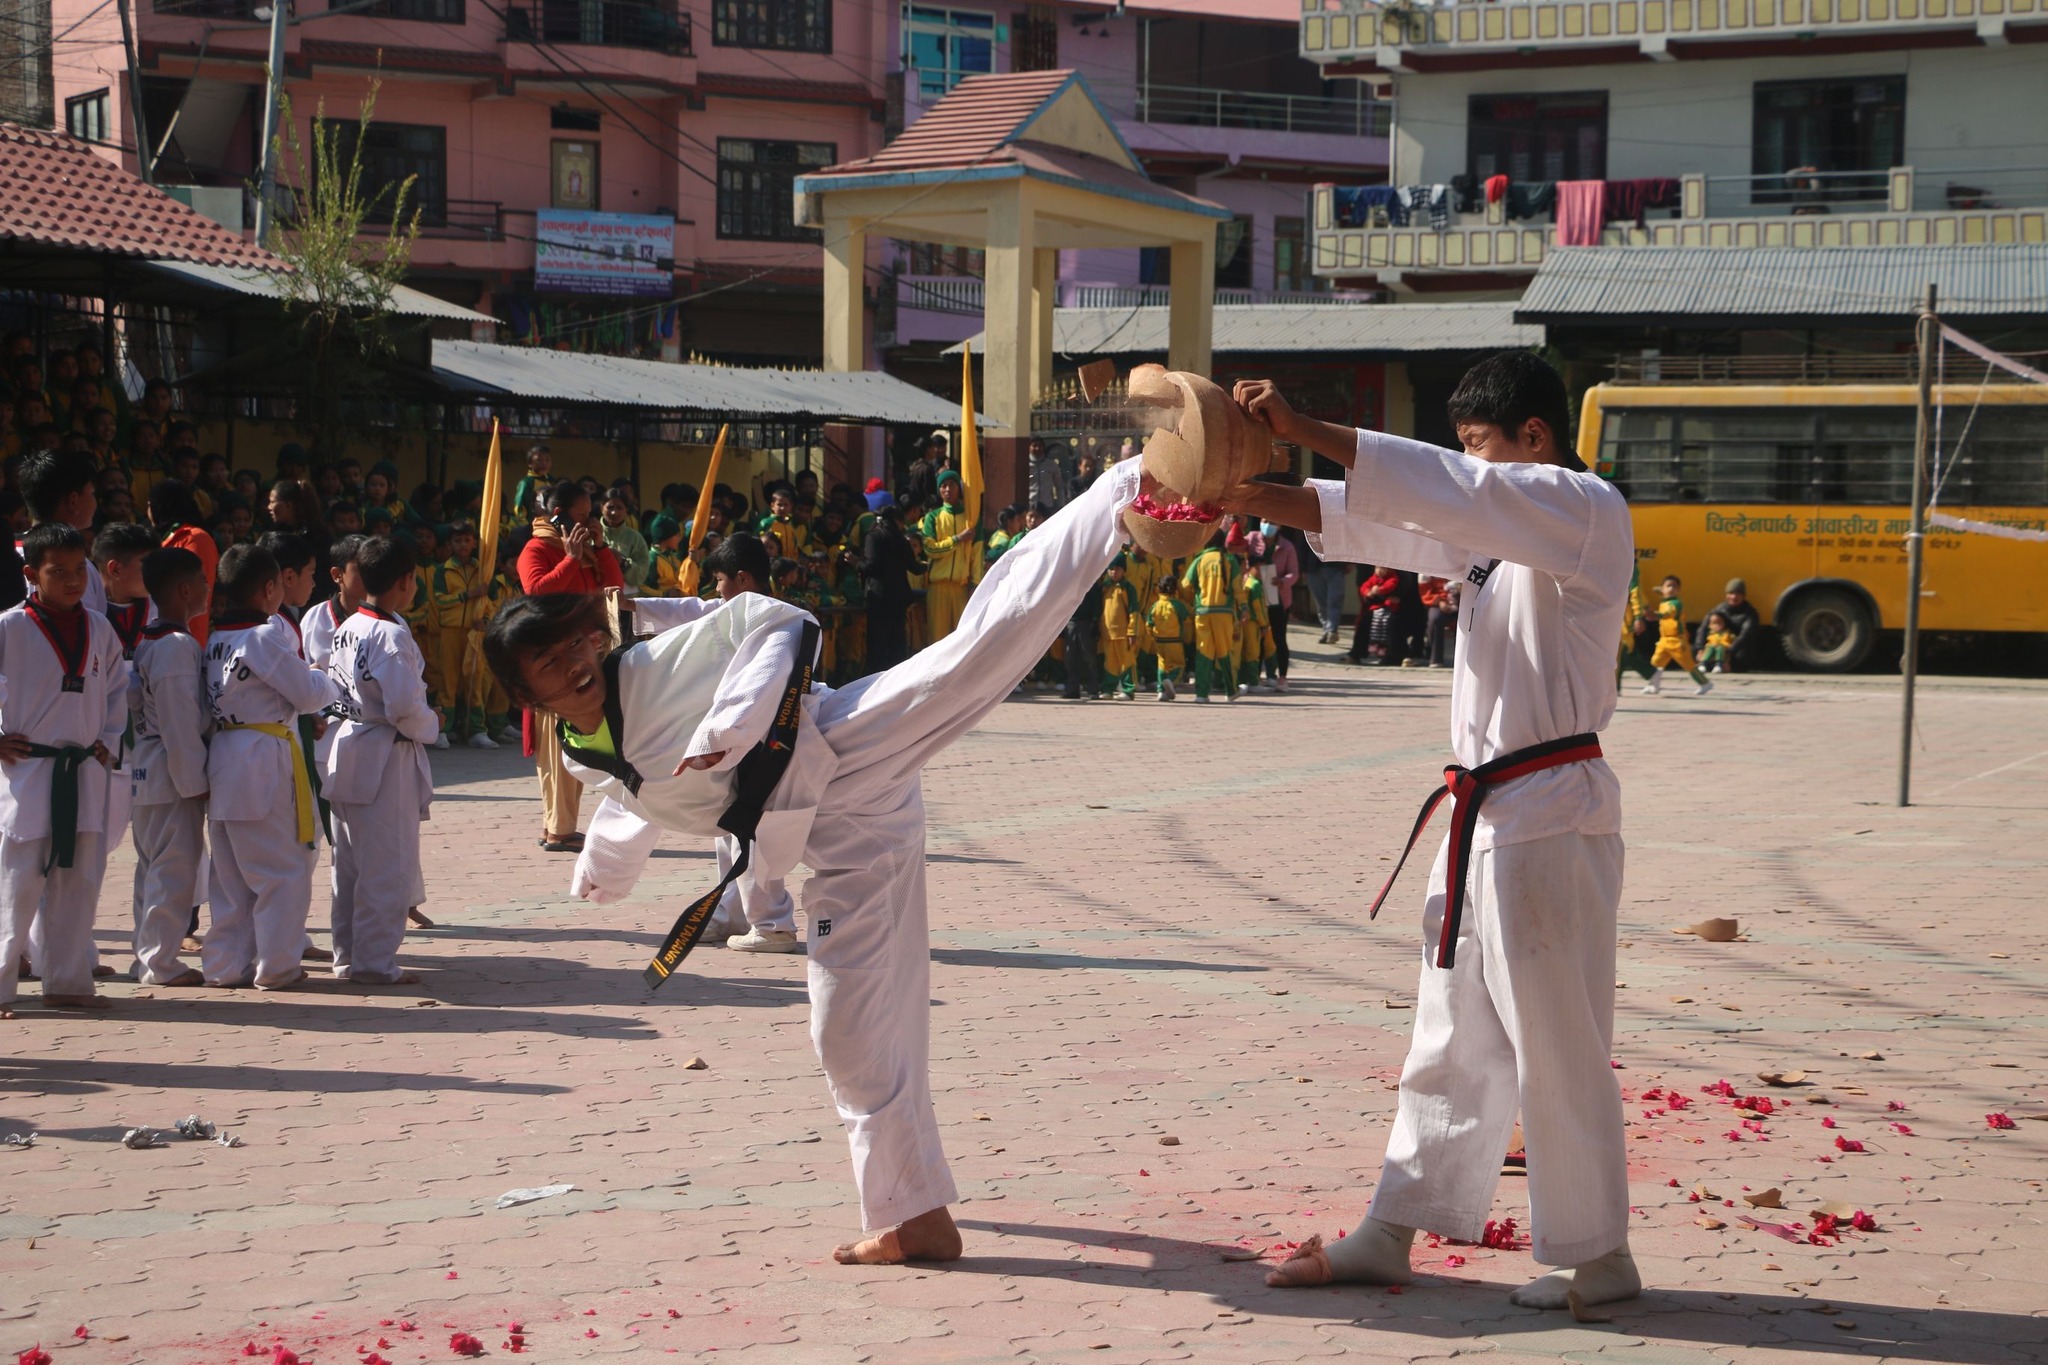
115;0;151;183
252;0;290;244
1898;281;1937;808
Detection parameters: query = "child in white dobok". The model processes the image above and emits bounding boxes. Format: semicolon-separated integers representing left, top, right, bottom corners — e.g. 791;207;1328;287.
128;547;213;986
485;461;1146;1266
321;536;437;984
1226;353;1641;1311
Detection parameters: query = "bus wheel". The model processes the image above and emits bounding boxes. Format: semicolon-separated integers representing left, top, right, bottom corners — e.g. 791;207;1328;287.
1780;588;1875;672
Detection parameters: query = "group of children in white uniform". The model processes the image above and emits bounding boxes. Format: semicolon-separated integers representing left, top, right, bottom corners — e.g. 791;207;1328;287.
1;523;437;1015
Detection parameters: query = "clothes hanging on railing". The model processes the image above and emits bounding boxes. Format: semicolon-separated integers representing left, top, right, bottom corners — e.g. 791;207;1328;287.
1333;184;1400;228
1449;174;1482;215
1505;181;1556;222
1485;174;1510;206
1394;184;1450;231
1602;178;1680;228
1554;180;1605;246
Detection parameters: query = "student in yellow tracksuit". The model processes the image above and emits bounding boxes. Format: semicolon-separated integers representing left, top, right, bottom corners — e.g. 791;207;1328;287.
1125;545;1160;687
919;469;977;642
646;514;687;596
1099;556;1139;698
1643;573;1714;696
404;524;444;744
1182;534;1241;702
430;522;493;744
1148;577;1190;702
1239;563;1273;690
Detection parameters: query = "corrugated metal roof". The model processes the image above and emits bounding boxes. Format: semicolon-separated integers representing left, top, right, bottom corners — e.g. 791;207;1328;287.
1518;246;2048;323
0;122;279;269
949;301;1539;355
433;341;970;425
145;261;497;323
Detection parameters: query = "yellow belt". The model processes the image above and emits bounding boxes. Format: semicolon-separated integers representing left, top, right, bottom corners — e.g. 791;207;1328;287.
219;721;316;844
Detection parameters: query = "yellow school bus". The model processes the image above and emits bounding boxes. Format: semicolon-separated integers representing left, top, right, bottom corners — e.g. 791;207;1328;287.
1579;381;2048;670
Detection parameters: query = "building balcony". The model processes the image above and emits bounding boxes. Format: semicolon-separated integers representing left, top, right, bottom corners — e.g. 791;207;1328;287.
1302;0;2041;71
503;0;690;54
1312;164;2048;280
886;275;1376;346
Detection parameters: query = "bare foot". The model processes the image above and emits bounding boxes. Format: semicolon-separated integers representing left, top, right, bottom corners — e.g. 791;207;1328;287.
407;909;435;928
1269;1218;1414;1289
159;968;205;988
834;1207;963;1265
45;993;113;1010
1;1002;16;1020
1510;1246;1641;1310
255;970;309;992
91;963;117;979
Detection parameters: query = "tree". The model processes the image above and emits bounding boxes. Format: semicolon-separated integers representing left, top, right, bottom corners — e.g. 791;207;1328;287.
262;79;424;460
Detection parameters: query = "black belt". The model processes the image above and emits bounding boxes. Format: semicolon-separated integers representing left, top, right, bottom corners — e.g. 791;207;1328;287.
1369;733;1604;969
25;743;95;872
643;620;818;989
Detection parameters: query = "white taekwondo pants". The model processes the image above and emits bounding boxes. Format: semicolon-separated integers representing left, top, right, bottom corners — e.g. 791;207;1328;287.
1367;829;1630;1267
131;797;205;982
1;833;105;1000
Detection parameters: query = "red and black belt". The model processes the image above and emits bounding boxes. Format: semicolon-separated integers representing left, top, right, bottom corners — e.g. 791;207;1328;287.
1368;733;1604;969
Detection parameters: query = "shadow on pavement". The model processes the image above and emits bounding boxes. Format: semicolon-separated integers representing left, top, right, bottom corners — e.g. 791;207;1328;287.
0;1058;568;1099
951;1220;2035;1362
930;947;1265;974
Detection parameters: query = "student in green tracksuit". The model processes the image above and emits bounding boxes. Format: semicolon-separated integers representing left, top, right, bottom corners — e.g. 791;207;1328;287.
1181;533;1241;702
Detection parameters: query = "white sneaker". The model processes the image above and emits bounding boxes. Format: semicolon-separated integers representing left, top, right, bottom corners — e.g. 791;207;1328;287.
726;928;803;954
1274;676;1289;693
1694;678;1715;697
467;732;499;749
1159;677;1176;701
1639;681;1661;696
430;732;450;750
494;724;521;743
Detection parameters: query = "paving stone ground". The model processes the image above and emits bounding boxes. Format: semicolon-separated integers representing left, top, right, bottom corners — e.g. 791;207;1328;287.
3;638;2043;1364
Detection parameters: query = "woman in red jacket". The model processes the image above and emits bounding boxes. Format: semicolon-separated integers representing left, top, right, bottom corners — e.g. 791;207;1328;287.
1346;565;1403;666
516;480;624;851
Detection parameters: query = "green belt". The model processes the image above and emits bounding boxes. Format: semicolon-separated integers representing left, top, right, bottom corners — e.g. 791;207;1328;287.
24;743;94;872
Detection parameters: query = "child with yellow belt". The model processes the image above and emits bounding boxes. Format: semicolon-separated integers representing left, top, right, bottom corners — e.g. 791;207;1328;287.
1099;555;1139;699
1182;532;1240;703
1641;574;1713;698
1148;577;1189;703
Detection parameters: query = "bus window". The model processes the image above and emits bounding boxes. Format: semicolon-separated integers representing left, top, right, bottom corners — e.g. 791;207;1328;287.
1600;409;1674;502
1677;409;1812;503
1814;408;1914;504
1950;406;2048;505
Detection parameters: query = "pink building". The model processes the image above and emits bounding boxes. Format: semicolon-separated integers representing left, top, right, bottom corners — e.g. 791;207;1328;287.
48;0;890;361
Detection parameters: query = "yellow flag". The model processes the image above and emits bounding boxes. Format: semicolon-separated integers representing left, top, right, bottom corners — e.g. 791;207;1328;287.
676;423;728;598
960;346;983;528
476;418;504;578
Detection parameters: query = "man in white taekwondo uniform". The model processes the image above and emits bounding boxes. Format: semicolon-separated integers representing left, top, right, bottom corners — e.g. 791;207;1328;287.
1224;353;1642;1311
485;458;1146;1268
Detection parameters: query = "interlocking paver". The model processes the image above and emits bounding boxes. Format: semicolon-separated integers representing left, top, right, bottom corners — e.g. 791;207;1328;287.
5;653;2045;1361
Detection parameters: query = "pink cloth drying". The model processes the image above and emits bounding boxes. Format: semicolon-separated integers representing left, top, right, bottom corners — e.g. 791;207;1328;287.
1554;180;1605;247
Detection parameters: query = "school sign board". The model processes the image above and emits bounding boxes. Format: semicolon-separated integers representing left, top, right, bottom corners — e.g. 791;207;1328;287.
534;210;674;298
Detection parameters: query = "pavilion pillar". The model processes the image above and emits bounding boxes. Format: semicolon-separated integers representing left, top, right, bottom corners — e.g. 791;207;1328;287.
1167;231;1215;377
1031;246;1058;404
980;193;1037;506
822;215;866;373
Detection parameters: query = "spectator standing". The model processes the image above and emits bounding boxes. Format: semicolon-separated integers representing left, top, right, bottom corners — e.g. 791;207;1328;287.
1025;437;1064;512
1420;576;1459;667
515;480;624;853
1693;577;1761;672
1262;519;1300;692
1349;565;1402;664
1301;535;1349;645
860;491;916;673
904;433;947;511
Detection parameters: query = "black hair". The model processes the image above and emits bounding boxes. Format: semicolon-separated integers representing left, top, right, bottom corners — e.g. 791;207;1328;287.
1029;503;1054;520
483;593;609;705
1445;351;1577;466
328;532;367;568
142;545;205;602
22;521;85;567
148;478;204;531
1662;573;1682;586
704;531;771;586
18;449;97;523
544;479;589;516
998;502;1024;526
216;544;281;606
659;482;690;506
258;530;317;573
92;521;157;567
357;533;418;596
770;556;800;582
763;479;794;501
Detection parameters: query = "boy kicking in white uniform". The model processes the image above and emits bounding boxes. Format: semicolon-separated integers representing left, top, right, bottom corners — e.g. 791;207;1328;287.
484;461;1146;1266
1225;352;1641;1311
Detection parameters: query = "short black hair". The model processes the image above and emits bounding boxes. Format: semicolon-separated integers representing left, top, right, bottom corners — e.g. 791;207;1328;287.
22;521;85;567
148;478;204;530
142;545;205;603
770;556;800;582
483;593;609;705
1445;351;1578;468
258;530;317;573
545;480;588;516
357;533;418;596
328;532;367;568
92;521;157;567
1662;574;1682;586
998;502;1024;526
217;544;281;607
704;531;771;586
18;449;96;523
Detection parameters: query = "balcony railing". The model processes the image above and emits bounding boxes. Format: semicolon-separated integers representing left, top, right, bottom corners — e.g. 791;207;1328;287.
421;198;503;239
1303;0;2040;65
896;276;1371;316
153;0;264;16
1135;81;1389;139
504;0;690;53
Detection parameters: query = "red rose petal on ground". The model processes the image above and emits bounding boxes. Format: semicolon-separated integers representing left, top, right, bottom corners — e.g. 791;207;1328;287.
243;1345;262;1358
18;1347;54;1365
1851;1210;1879;1231
585;1328;600;1338
400;1322;418;1333
71;1327;87;1341
1887;1100;1907;1111
1891;1122;1914;1135
272;1349;302;1365
445;1271;459;1280
449;1331;485;1356
1835;1136;1866;1152
1444;1254;1467;1267
1821;1117;1837;1129
1666;1093;1692;1110
1986;1112;2017;1130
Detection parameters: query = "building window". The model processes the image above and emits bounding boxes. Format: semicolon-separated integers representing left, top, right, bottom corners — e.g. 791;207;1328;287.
905;6;995;100
552;140;599;210
1466;91;1607;184
904;241;983;277
1752;77;1904;206
349;0;463;22
716;138;834;241
1011;4;1057;72
551;106;601;132
66;89;111;143
325;120;447;227
712;0;830;52
1215;216;1252;291
1273;216;1314;293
